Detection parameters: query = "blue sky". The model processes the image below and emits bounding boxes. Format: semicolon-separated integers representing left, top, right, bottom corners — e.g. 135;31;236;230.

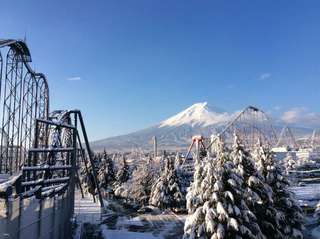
1;1;320;140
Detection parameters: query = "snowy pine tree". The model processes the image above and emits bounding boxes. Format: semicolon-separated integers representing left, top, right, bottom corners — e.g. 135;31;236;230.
185;154;206;213
130;158;157;205
149;156;184;209
184;137;265;239
116;155;130;184
254;141;304;239
98;151;116;189
231;135;281;238
104;152;116;181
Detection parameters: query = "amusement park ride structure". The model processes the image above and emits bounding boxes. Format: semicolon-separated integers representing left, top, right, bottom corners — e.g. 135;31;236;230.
183;106;278;161
183;105;320;163
0;39;103;238
0;38;318;239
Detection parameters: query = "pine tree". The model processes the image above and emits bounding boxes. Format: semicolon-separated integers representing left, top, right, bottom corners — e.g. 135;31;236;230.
185;154;206;213
175;152;190;199
130;158;157;205
255;141;304;239
104;151;116;182
98;151;116;190
231;135;278;239
116;155;130;184
149;157;184;209
184;137;265;239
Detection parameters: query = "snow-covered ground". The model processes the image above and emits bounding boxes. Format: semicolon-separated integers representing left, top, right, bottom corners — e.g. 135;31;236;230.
290;184;320;208
74;192;103;238
100;199;186;239
74;192;186;239
289;182;320;239
74;184;320;239
74;152;320;239
311;226;320;239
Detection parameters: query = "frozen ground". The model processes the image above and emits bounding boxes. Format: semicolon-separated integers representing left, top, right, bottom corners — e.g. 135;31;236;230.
100;199;186;239
73;192;186;239
74;192;104;238
290;184;320;208
74;183;320;238
289;184;320;239
74;188;320;239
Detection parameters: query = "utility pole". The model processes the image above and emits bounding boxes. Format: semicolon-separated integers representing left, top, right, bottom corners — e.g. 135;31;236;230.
153;136;157;159
210;134;216;155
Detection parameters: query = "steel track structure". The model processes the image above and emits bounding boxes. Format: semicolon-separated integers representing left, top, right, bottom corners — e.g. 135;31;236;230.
0;39;105;239
0;39;49;174
207;105;278;151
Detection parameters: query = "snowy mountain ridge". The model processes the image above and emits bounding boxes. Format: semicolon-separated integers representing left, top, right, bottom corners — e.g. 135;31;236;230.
159;102;234;128
91;102;313;152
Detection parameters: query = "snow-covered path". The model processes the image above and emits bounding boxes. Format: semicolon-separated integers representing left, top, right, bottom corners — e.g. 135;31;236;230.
290;184;320;204
289;184;320;239
72;192;186;239
74;192;101;223
101;199;186;239
74;191;103;238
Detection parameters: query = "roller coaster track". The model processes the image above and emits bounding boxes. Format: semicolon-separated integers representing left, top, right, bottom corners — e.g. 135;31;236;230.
207;105;278;150
0;39;49;174
275;125;298;149
184;106;278;165
0;39;104;239
0;39;104;206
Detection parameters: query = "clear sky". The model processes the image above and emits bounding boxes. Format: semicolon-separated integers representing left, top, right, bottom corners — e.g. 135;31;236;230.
1;1;320;140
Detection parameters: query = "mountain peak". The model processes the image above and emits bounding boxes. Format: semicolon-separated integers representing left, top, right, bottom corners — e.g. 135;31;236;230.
159;102;231;128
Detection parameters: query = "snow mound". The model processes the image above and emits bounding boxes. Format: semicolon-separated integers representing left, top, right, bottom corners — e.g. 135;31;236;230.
159;102;233;128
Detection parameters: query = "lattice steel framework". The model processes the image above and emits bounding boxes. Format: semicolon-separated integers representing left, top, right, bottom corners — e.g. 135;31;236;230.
275;126;298;149
304;129;320;149
0;39;49;174
208;106;278;150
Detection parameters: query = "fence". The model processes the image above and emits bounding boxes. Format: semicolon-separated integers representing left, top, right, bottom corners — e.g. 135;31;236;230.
0;186;74;239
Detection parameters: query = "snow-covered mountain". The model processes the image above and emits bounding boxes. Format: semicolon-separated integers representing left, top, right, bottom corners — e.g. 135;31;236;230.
159;102;233;128
91;102;232;151
90;102;312;152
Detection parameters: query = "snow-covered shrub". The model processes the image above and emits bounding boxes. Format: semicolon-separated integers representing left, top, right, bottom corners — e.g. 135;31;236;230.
282;152;298;173
114;183;132;199
149;156;184;209
282;150;317;172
